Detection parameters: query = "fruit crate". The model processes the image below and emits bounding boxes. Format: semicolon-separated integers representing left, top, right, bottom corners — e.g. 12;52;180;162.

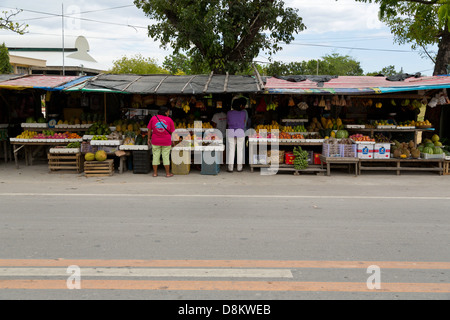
267;150;285;165
322;143;340;157
420;152;445;160
132;150;151;174
84;159;114;177
339;144;357;158
48;153;84;173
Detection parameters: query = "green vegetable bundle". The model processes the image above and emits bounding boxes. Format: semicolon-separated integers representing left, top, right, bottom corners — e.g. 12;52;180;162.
293;146;309;170
66;142;81;148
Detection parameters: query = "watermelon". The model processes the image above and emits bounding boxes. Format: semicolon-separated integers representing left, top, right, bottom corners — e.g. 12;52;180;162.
433;147;443;155
425;142;435;149
336;130;349;139
423;147;434;154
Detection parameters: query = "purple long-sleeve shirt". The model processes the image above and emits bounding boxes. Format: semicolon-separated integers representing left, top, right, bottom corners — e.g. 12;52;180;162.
226;110;246;138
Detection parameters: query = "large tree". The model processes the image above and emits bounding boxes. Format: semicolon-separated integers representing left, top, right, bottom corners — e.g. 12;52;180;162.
356;0;449;75
134;0;306;74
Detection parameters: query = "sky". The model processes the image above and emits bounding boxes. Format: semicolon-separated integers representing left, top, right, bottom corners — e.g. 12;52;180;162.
0;0;438;76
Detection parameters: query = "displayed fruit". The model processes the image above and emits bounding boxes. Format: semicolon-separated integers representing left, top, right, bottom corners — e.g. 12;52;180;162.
335;130;349;139
92;135;108;141
266;102;279;111
255;121;280;132
349;134;375;142
85;153;95;161
16;130;37;139
293;146;309;170
64;132;82;139
415;120;432;127
397;120;416;127
94;150;107;162
374;120;395;126
86;122;111;136
374;133;390;143
282;125;307;133
291;134;305;140
392;140;420;159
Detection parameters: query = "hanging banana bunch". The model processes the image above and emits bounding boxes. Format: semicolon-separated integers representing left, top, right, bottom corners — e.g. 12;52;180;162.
182;101;191;113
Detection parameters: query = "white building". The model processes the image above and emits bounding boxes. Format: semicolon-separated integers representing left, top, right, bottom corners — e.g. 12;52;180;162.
4;35;106;75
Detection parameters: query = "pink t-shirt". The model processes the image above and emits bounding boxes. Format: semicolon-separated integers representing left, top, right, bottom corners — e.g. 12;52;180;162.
147;115;175;146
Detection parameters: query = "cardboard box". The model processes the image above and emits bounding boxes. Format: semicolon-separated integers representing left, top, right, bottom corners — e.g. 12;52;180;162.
357;143;374;159
374;143;391;159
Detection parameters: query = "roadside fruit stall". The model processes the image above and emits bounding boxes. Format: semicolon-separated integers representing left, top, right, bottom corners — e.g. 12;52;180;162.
2;73;450;177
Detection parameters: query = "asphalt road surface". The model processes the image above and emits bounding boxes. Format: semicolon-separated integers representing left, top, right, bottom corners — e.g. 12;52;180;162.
0;163;449;302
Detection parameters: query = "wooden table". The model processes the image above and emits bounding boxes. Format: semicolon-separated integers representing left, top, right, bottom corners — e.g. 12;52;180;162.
248;139;323;173
358;158;445;175
319;155;359;176
10;141;68;168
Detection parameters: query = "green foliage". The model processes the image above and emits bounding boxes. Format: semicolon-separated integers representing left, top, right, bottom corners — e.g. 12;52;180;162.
109;54;169;75
0;9;28;34
163;52;210;75
366;65;400;76
263;53;364;76
355;0;446;74
134;0;306;74
0;43;12;74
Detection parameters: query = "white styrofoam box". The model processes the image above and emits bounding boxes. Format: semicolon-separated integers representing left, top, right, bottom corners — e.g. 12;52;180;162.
90;140;121;146
357;143;374;159
374;143;391;159
119;145;149;151
49;148;80;154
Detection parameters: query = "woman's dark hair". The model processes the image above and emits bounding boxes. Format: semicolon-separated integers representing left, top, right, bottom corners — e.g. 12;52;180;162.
158;105;170;115
232;97;247;110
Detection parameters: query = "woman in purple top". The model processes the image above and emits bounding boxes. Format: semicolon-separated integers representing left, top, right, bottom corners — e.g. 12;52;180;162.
226;98;247;172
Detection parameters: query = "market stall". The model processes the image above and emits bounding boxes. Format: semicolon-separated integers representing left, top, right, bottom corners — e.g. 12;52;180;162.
253;74;450;175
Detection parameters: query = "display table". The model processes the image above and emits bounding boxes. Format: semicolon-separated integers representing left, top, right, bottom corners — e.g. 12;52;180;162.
345;127;435;147
10;140;69;168
358;158;445;175
319;155;359;176
248;138;323;173
444;159;450;175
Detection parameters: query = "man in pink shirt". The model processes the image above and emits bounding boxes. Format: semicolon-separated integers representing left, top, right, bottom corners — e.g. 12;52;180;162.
147;106;175;177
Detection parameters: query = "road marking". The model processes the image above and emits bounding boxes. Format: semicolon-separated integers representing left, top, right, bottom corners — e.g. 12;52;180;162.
0;279;449;293
1;193;450;200
0;259;449;270
0;267;293;278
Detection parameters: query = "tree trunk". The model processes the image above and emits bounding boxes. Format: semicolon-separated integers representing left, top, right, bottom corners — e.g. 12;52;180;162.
433;28;450;75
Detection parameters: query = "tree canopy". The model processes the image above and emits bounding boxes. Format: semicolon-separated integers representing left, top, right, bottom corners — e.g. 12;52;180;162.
134;0;306;74
109;54;168;74
355;0;450;75
263;54;364;76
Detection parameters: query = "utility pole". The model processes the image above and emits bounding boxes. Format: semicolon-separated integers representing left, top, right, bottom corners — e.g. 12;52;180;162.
317;59;319;76
62;3;65;76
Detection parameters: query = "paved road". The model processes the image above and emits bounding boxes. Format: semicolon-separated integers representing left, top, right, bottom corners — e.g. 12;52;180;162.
0;163;449;301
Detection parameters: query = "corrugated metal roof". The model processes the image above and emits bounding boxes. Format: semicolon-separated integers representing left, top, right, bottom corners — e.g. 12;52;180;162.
76;73;261;94
264;75;450;94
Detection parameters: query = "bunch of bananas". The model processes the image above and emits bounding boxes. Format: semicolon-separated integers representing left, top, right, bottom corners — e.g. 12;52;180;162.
182;102;191;114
